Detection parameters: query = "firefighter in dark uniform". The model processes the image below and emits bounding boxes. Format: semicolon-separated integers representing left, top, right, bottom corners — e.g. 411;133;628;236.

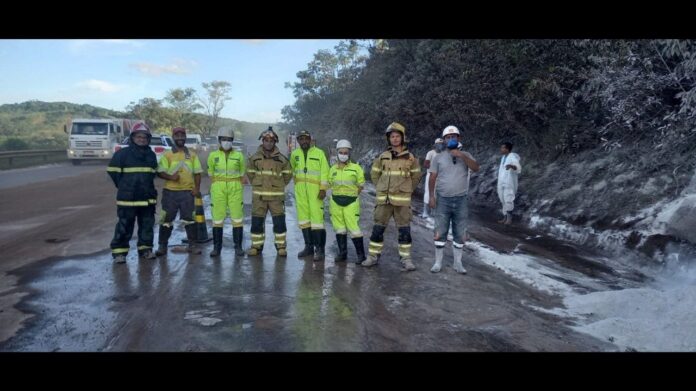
107;122;159;264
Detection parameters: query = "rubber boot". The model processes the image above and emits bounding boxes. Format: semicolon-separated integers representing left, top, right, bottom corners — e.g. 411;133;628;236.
185;223;201;254
313;229;326;262
453;246;467;274
335;234;348;262
431;246;444;273
233;226;245;257
155;225;173;257
352;237;366;263
297;228;314;258
209;227;223;257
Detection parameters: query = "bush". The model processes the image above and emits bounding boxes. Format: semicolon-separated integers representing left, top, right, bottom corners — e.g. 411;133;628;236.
1;138;30;151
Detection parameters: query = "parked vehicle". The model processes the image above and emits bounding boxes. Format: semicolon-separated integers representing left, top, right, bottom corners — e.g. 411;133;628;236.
113;133;174;162
185;133;203;152
64;118;140;165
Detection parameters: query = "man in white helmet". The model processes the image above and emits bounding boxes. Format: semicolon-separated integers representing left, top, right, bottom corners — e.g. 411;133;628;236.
421;138;445;220
328;139;366;263
207;126;246;257
108;122;158;264
428;125;480;274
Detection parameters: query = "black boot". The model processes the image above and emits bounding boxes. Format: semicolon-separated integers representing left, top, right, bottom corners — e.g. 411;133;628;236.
233;226;245;256
184;223;202;254
297;228;314;258
313;229;326;262
155;225;173;256
352;237;366;263
335;234;348;262
209;227;223;257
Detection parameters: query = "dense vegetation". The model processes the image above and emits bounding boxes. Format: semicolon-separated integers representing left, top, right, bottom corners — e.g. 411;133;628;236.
282;40;696;164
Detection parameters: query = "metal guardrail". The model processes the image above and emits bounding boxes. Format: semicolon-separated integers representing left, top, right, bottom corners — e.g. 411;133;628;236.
0;149;67;169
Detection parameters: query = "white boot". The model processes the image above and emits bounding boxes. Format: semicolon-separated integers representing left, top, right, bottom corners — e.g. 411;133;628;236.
426;217;435;229
431;247;444;273
421;207;430;219
452;246;467;274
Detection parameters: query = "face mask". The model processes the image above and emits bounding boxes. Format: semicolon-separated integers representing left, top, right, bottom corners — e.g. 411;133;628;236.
435;144;445;152
221;141;233;150
446;139;459;150
338;154;349;163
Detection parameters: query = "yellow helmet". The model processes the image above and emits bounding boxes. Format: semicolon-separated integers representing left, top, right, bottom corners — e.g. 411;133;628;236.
259;126;279;142
385;122;407;144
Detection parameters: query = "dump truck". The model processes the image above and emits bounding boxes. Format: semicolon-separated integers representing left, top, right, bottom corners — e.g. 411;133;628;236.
65;118;141;165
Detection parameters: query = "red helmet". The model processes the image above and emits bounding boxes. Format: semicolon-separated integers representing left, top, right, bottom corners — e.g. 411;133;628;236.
130;122;151;143
172;127;186;136
131;122;151;135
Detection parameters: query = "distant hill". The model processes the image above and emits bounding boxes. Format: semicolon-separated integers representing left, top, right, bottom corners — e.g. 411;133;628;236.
0;101;281;150
0;101;122;149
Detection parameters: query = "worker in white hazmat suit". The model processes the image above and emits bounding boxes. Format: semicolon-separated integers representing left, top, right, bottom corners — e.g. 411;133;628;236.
497;141;521;225
422;138;444;219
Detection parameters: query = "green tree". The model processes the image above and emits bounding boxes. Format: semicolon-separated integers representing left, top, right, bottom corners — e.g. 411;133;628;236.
198;81;232;137
164;87;204;133
125;98;176;133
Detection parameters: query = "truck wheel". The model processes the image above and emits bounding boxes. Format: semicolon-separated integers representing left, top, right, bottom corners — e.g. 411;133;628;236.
71;159;82;166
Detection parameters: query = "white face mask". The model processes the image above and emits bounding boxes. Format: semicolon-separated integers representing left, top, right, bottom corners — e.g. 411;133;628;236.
221;141;233;150
338;154;349;163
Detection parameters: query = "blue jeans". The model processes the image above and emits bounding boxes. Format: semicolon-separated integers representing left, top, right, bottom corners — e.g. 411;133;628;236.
434;193;468;246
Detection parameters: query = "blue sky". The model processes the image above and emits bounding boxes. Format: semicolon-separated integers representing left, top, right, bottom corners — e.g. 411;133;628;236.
0;39;343;123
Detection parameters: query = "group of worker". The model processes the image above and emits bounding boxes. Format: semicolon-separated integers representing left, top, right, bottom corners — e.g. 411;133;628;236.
107;121;521;274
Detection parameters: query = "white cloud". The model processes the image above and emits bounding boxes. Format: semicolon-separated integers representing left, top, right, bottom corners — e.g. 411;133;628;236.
130;59;198;77
67;39;145;55
76;79;125;93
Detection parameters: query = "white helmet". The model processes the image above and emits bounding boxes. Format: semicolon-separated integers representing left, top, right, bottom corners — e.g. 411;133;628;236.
435;138;444;144
442;125;460;138
217;127;235;139
336;139;352;150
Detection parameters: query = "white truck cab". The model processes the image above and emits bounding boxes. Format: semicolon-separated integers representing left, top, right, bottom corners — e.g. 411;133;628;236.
65;118;135;165
184;133;203;152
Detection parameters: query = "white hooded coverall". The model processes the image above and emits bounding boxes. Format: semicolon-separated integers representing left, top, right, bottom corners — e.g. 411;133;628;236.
497;152;521;215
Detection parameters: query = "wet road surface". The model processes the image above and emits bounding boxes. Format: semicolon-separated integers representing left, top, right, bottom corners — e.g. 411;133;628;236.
0;160;106;190
0;169;625;351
